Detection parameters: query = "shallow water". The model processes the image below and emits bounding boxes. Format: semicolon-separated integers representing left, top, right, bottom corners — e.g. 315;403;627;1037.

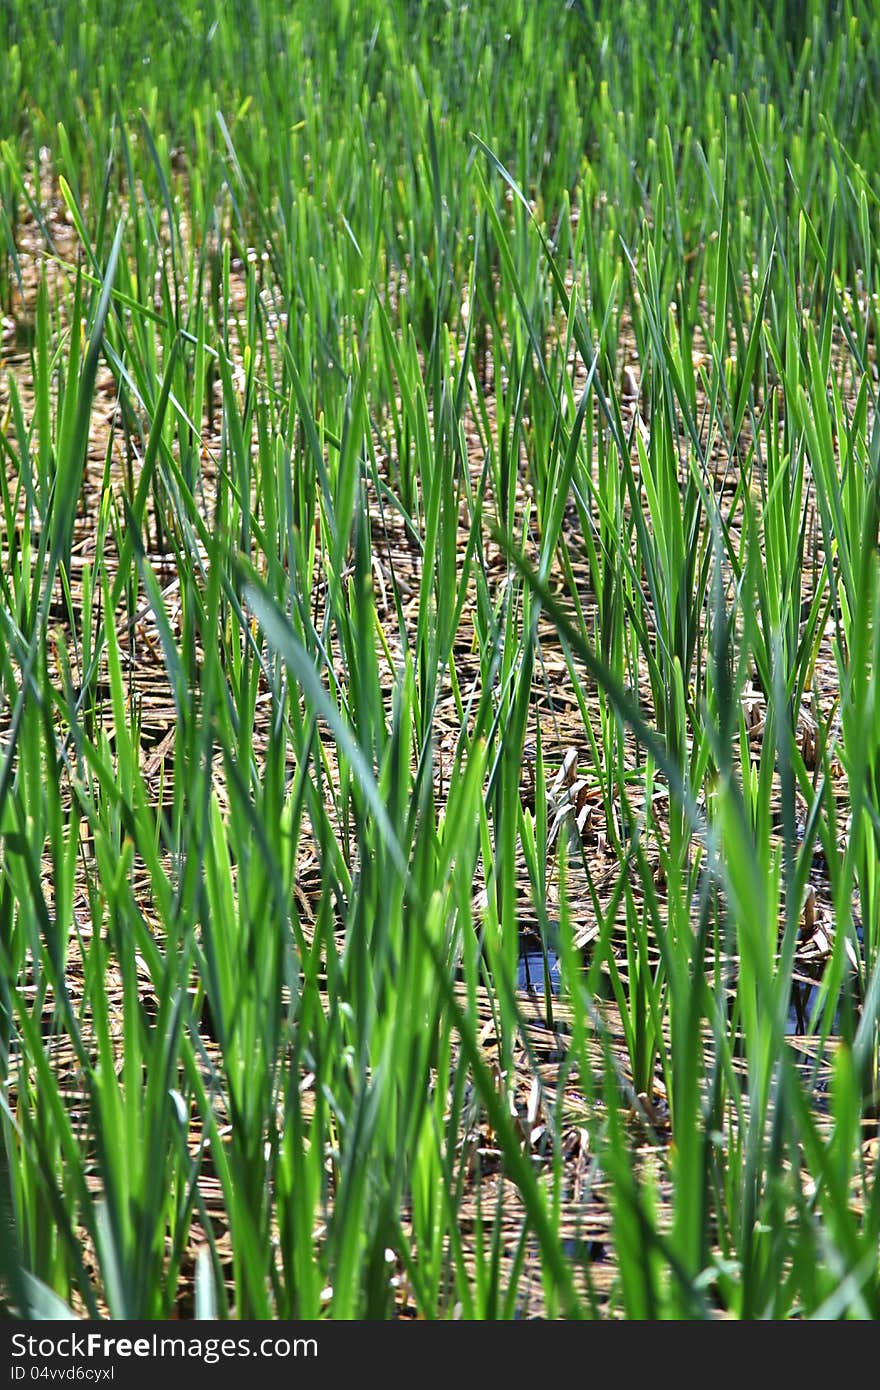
517;950;844;1125
517;947;849;1037
517;949;561;996
787;979;823;1035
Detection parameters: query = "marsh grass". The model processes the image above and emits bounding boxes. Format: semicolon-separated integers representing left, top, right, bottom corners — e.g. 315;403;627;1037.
2;0;880;1319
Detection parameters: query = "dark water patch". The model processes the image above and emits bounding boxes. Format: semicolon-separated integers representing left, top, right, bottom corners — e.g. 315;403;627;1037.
787;933;863;1037
517;949;561;996
787;978;829;1036
562;1236;607;1263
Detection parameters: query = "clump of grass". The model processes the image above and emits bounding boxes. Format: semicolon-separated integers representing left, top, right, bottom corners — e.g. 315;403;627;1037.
2;0;880;1320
